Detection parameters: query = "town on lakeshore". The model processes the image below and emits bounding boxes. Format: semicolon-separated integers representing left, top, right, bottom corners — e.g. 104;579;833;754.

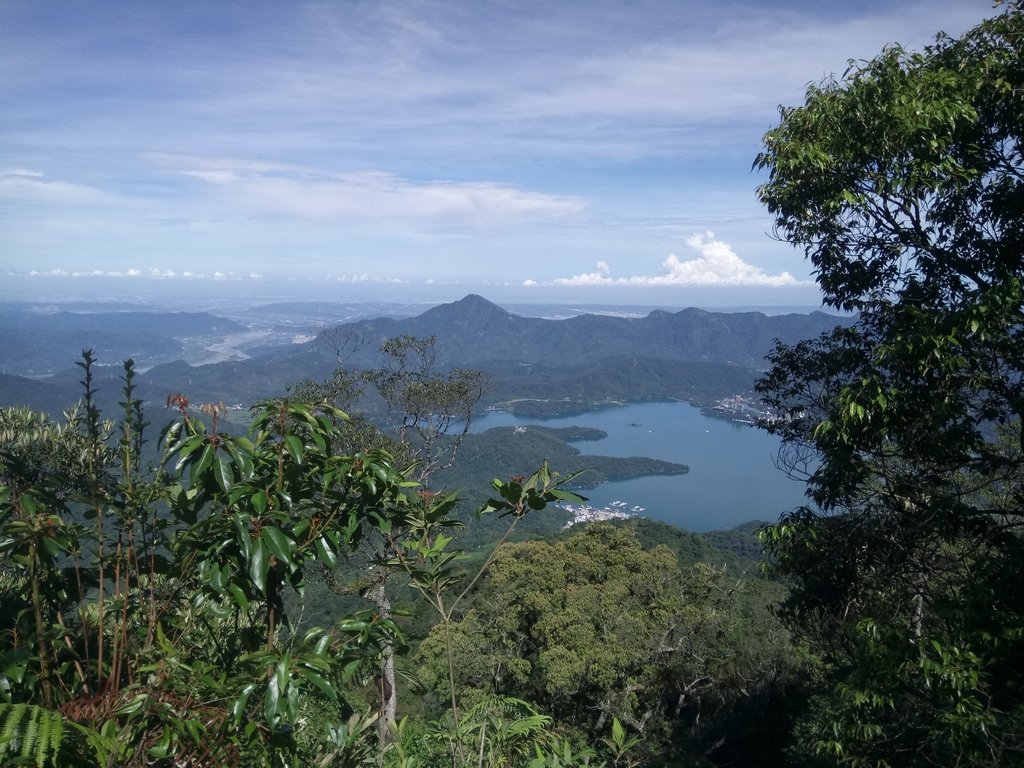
559;500;646;529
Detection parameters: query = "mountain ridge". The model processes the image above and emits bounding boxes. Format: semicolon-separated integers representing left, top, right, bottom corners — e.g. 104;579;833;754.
0;294;849;416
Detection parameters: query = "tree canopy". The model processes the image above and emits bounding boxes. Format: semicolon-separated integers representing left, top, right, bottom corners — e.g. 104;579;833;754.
755;9;1024;766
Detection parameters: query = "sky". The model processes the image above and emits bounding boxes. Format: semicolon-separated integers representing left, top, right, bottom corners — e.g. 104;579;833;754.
0;0;995;307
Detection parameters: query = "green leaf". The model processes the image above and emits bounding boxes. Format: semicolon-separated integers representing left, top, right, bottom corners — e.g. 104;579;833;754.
231;683;258;726
173;435;207;470
249;540;269;595
213;455;233;493
226;442;253;479
227;583;249;611
284;435;305;464
262;526;295;568
208;561;226;593
231;514;252;562
190;443;215;484
315;535;337;570
251;490;267;515
147;727;173;759
18;493;38;516
296;667;336;700
264;671;281;727
611;717;625;747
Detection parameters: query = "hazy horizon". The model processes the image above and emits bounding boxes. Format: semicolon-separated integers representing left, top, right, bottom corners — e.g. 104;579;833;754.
0;279;843;319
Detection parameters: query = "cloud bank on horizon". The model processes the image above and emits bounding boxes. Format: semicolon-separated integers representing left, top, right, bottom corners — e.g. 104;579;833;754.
0;0;990;303
527;233;808;288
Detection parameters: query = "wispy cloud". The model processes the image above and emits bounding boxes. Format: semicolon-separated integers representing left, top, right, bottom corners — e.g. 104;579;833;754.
22;267;264;281
329;274;409;284
0;170;111;205
527;232;809;288
153;154;584;226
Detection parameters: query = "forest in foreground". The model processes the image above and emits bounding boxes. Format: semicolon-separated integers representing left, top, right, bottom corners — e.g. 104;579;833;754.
3;9;1024;767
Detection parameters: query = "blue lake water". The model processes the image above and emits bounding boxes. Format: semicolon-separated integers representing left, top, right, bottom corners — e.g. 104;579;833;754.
471;401;809;532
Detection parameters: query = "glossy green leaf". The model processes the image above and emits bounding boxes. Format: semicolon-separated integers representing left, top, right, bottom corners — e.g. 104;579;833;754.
315;535;337;570
262;526;294;568
190;443;215;484
284;435;305;464
227;582;249;611
213;455;233;493
226;442;253;479
251;490;267;515
296;667;336;700
264;673;280;727
231;514;252;562
231;683;258;726
249;540;269;595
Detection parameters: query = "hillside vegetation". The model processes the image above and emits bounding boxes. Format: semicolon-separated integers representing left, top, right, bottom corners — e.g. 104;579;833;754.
0;297;845;419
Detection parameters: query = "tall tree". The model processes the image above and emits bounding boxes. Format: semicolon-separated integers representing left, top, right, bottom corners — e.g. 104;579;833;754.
293;335;486;753
415;524;803;765
755;9;1024;765
368;335;486;485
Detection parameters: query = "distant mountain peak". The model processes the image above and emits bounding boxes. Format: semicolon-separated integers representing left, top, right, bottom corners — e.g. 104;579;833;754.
455;294;505;311
424;294;511;320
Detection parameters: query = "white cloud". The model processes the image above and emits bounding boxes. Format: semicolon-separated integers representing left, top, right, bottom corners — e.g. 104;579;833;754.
155;155;585;226
332;274;409;284
18;267;262;281
28;269;70;277
532;232;810;288
0;170;109;205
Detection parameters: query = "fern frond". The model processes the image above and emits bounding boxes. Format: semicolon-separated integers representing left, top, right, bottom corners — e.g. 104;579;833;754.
44;713;61;768
0;703;63;767
28;706;48;766
0;701;28;747
65;718;119;766
0;703;116;767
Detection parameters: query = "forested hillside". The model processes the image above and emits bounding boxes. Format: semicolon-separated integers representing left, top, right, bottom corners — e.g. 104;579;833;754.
0;297;846;419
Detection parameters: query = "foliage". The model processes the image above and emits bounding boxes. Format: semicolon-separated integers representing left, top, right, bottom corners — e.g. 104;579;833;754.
415;524;806;765
0;350;655;767
387;462;591;766
755;8;1024;765
292;334;489;751
0;352;415;766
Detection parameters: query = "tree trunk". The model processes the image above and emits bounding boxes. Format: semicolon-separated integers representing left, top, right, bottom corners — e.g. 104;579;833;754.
364;571;395;760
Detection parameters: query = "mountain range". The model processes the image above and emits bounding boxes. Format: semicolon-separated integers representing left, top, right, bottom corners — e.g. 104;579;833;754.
0;294;848;418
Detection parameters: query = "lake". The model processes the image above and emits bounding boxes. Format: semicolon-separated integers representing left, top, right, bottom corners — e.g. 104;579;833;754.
471;401;810;532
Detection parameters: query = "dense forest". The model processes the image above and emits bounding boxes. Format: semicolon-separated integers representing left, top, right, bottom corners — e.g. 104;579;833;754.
2;9;1024;767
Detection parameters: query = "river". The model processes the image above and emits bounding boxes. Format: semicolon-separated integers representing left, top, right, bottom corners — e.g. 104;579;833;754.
471;401;810;532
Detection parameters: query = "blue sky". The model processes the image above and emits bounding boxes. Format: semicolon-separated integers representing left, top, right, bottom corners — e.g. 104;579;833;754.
0;0;992;306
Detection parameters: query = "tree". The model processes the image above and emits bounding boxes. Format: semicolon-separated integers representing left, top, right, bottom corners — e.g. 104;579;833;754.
368;335;486;485
754;9;1024;765
295;335;487;753
415;524;804;765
